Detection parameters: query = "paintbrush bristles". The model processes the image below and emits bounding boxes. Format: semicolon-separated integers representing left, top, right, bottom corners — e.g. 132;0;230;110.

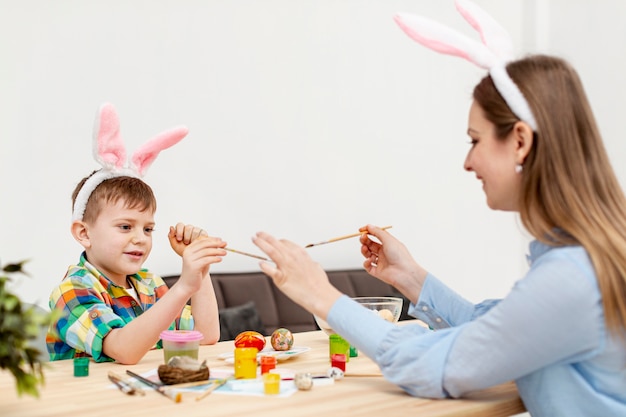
305;226;392;248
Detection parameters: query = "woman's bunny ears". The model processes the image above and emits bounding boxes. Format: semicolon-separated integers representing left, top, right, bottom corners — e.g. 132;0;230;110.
72;103;188;221
393;0;537;131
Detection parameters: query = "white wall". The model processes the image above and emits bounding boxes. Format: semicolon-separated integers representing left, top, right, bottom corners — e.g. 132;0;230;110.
1;1;624;310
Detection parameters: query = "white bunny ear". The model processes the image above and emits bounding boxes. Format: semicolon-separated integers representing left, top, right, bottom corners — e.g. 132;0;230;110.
131;126;188;176
73;103;188;221
455;0;514;60
393;13;496;69
92;103;127;170
393;0;537;131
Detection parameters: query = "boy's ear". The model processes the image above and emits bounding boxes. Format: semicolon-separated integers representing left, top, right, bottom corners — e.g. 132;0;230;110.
71;221;91;249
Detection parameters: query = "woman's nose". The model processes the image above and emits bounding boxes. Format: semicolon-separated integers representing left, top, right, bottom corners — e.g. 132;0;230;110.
463;152;473;172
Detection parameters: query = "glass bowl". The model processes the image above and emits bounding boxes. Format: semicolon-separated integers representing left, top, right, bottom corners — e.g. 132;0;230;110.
314;296;403;335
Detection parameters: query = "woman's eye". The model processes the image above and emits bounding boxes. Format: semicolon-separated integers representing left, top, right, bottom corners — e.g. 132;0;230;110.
467;138;478;146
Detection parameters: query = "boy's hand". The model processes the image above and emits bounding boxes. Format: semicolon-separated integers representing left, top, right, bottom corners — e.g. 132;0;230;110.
168;223;208;256
168;223;227;294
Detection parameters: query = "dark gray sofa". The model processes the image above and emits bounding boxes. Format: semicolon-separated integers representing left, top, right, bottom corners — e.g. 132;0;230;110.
162;269;410;341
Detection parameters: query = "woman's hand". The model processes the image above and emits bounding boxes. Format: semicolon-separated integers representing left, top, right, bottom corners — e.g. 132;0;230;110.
252;232;342;319
359;224;428;303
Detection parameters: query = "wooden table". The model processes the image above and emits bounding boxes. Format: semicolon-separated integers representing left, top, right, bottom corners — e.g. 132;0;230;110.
1;329;526;417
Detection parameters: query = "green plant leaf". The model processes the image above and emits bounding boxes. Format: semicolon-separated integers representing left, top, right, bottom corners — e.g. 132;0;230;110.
0;258;49;398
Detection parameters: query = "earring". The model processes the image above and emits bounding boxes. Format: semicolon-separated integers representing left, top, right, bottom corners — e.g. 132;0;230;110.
515;164;523;174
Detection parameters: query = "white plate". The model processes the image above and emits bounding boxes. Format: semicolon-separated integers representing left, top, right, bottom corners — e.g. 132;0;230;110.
218;346;311;364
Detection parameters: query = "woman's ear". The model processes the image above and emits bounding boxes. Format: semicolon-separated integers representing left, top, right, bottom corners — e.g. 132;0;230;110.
513;121;534;163
71;221;91;249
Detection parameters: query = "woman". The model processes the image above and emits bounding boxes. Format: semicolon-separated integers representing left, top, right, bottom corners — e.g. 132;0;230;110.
251;4;626;414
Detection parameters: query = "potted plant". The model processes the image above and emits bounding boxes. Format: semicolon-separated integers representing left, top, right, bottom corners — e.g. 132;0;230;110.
0;259;51;397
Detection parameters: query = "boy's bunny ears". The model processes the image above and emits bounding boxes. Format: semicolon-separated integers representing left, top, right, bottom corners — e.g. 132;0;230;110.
72;103;188;221
393;0;537;131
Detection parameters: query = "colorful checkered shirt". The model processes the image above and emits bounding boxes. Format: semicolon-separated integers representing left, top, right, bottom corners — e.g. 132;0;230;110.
47;252;193;362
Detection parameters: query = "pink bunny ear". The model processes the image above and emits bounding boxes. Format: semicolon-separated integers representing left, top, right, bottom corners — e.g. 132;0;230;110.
92;103;127;169
131;126;188;176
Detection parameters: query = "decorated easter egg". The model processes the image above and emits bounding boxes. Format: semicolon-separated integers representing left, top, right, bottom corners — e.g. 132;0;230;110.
270;328;294;351
234;331;266;351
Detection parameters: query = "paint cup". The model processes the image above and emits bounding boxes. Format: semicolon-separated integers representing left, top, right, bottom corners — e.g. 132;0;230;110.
331;353;347;372
160;330;203;364
260;355;277;374
263;373;280;395
73;357;90;377
234;347;258;379
329;334;350;362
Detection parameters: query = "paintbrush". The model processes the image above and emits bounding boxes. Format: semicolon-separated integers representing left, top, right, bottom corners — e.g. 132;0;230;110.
304;226;393;248
224;247;270;261
126;370;182;403
108;371;145;396
195;377;232;401
108;372;139;395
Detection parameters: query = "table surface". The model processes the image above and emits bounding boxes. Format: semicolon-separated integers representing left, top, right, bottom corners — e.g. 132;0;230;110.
2;328;526;417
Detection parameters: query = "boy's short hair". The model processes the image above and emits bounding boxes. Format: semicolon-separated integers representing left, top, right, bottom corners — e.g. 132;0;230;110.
71;170;157;223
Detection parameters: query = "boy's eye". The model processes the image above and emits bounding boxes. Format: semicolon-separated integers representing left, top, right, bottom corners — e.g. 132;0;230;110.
144;227;154;234
120;225;131;230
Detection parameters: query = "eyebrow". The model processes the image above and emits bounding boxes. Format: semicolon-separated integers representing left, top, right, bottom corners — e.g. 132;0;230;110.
467;128;479;135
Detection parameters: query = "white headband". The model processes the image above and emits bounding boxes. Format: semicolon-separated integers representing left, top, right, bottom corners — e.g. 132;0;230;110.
72;103;188;221
393;0;537;131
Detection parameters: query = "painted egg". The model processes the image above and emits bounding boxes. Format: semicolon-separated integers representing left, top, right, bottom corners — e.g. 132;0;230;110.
294;372;313;390
270;328;294;351
234;330;266;351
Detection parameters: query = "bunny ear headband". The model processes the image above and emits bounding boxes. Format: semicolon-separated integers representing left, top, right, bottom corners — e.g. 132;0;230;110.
393;0;537;131
72;103;188;221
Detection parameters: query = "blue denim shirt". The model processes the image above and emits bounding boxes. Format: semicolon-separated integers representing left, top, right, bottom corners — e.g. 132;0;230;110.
327;240;626;416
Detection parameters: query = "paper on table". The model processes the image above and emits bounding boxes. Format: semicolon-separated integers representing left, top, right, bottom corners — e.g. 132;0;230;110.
131;367;332;398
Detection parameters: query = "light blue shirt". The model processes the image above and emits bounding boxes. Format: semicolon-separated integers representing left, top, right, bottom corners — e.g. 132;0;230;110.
327;240;626;416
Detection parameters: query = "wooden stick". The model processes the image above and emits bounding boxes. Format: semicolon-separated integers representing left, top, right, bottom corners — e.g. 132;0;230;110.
163;379;213;390
224;247;270;261
305;226;392;248
195;378;232;401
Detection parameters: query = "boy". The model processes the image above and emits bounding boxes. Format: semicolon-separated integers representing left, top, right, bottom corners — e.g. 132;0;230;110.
47;103;225;363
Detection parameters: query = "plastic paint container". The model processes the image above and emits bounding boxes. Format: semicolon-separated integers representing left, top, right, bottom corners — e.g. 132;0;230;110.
234;347;258;379
260;355;277;374
73;357;90;377
331;353;347;372
329;334;350;362
160;330;203;364
263;373;280;395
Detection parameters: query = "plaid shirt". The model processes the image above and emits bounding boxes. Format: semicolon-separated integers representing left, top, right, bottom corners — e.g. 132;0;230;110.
47;252;193;362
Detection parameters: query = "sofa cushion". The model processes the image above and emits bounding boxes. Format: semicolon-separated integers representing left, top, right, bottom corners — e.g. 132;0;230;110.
218;301;265;342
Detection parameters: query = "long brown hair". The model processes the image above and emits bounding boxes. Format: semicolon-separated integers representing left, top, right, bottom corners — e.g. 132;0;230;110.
474;54;626;338
72;171;157;224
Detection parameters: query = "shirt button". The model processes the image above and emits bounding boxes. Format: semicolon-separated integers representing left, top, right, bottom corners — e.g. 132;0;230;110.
89;311;100;319
130;300;137;306
421;306;428;312
435;318;442;323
